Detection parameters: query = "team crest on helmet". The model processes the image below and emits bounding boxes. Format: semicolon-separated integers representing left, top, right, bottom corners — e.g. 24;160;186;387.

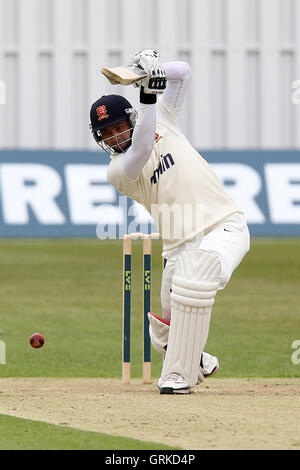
96;105;109;121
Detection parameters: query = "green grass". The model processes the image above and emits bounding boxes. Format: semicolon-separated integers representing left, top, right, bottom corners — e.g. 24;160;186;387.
0;238;299;379
0;238;299;450
0;414;179;450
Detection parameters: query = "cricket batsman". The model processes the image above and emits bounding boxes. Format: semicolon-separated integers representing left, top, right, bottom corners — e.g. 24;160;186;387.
90;49;250;394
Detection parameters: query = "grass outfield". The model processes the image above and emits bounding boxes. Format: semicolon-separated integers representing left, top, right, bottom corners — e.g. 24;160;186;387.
0;414;179;450
0;238;299;380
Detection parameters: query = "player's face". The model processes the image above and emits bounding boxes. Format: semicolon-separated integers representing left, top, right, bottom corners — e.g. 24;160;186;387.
101;119;132;152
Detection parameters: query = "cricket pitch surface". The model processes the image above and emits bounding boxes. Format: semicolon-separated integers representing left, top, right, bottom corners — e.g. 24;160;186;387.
0;377;299;450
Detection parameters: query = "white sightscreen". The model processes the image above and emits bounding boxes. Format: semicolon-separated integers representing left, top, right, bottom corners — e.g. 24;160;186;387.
0;0;299;150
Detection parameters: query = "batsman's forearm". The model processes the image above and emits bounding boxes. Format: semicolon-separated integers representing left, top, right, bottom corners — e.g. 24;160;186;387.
122;103;156;180
162;61;192;109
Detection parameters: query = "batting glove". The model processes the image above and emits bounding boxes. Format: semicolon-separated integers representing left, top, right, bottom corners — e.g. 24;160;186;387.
130;49;166;95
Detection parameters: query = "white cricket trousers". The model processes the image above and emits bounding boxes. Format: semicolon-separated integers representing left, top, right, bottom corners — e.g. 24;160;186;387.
161;211;250;322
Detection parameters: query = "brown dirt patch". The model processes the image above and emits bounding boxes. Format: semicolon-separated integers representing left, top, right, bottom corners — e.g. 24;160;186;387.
0;377;299;450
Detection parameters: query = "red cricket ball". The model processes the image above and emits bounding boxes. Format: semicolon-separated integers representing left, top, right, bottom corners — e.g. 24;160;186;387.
30;333;45;348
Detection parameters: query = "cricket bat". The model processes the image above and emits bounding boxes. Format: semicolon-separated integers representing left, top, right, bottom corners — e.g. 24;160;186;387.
101;64;147;86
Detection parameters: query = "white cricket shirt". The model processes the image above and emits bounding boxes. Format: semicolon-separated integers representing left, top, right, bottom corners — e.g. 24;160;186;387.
107;97;238;253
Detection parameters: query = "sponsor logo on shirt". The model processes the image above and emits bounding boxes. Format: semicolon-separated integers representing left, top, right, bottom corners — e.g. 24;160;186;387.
155;133;163;143
150;153;175;184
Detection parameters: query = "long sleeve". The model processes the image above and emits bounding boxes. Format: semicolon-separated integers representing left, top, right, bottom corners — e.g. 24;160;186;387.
122;62;192;181
162;62;192;109
122;103;156;180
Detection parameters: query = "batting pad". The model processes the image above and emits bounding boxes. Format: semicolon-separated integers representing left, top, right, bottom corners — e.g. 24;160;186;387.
160;250;221;388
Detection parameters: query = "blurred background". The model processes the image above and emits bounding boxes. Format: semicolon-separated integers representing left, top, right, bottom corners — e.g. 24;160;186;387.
0;0;299;236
